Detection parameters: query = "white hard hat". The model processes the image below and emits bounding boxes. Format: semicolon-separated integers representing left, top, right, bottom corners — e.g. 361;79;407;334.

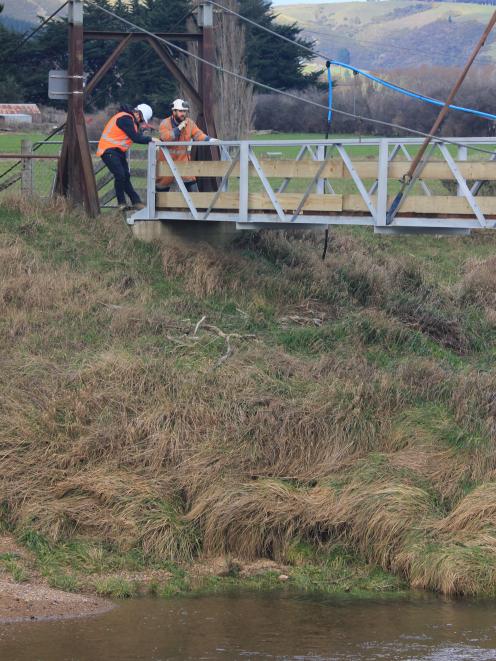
135;103;153;123
171;98;190;111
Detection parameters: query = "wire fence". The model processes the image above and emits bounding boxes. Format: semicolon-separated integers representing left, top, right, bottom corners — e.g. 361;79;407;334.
0;137;150;208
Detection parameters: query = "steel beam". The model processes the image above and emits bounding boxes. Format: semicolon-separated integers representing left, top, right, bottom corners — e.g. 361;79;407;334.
336;144;377;221
159;146;199;220
376;139;389;226
291;160;327;222
203;151;240;219
439;143;486;227
249;148;287;222
84;31;202;41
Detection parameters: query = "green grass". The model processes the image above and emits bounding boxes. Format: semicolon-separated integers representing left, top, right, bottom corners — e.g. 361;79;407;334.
156;545;406;600
94;577;139;598
0;553;30;583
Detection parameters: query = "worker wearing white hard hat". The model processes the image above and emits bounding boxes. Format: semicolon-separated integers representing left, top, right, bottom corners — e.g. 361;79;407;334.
156;98;219;192
97;102;159;211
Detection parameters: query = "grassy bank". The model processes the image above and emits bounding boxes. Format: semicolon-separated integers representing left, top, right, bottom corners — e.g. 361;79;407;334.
0;196;495;598
0;532;405;599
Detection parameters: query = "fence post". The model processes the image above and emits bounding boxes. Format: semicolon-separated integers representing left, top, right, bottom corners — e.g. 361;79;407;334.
21;140;33;195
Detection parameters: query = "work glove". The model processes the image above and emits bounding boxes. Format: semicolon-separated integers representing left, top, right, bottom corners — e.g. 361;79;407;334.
151;137;161;143
209;138;220;144
177;120;188;131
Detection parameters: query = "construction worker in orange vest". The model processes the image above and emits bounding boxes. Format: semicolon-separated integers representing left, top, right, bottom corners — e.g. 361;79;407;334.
97;103;158;211
156;99;219;192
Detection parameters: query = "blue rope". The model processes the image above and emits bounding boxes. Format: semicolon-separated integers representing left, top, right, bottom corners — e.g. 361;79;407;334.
330;60;496;123
327;61;332;125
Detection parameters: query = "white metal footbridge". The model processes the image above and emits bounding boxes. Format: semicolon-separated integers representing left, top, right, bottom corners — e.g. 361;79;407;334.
128;137;496;236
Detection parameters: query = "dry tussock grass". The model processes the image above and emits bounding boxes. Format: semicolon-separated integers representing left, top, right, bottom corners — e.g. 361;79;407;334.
2;201;496;593
398;531;496;595
186;480;309;560
437;483;496;534
460;256;496;307
331;481;435;567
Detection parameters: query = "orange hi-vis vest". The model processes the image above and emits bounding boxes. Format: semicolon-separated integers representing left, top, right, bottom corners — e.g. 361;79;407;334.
156;117;207;187
97;112;137;157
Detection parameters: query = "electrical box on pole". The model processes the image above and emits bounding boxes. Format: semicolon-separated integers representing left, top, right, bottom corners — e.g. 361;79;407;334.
48;70;70;100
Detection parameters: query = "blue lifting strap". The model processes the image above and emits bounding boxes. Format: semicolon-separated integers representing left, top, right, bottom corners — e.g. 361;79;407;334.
326;61;332;127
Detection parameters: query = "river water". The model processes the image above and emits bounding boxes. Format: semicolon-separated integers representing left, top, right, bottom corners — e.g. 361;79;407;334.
2;593;496;660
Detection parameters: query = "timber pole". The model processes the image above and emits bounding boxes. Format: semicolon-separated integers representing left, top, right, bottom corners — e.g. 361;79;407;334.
195;2;220;192
55;0;100;216
387;10;496;224
197;2;217;139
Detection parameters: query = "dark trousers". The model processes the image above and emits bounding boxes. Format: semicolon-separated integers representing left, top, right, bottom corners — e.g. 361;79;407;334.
101;149;141;205
156;181;199;193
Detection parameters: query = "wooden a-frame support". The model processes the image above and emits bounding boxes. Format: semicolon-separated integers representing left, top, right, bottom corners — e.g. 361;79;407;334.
55;0;218;216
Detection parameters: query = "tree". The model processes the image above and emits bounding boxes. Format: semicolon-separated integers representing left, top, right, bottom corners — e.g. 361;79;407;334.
337;48;351;65
214;0;254;138
239;0;321;89
0;12;30;102
0;0;318;110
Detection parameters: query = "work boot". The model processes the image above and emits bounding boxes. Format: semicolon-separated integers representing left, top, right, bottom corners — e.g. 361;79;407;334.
117;203;128;212
132;202;145;210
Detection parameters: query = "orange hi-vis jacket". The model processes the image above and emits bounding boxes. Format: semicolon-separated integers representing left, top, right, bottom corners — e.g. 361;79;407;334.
156;116;208;187
97;111;138;157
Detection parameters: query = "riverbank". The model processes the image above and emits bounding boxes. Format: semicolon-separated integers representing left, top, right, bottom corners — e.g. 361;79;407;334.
1;196;495;598
0;531;406;616
0;579;111;623
0;534;112;622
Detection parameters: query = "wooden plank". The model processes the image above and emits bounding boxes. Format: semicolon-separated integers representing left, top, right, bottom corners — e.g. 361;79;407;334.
388;161;496;180
156;191;496;216
343;194;496;215
156;191;343;212
156;159;345;179
156;159;496;181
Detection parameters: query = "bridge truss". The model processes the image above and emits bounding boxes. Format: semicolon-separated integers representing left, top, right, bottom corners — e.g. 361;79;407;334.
128;137;496;235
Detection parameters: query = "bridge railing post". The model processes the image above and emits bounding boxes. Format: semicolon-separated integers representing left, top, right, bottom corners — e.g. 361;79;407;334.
239;141;249;223
316;144;325;194
457;145;468;197
376;139;389;226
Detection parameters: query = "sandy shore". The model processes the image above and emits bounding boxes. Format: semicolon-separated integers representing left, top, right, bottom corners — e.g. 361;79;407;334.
0;578;113;623
0;535;112;623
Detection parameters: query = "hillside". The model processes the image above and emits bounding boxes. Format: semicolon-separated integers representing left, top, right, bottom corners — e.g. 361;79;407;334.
0;195;495;598
275;1;496;69
2;0;63;24
4;0;496;71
